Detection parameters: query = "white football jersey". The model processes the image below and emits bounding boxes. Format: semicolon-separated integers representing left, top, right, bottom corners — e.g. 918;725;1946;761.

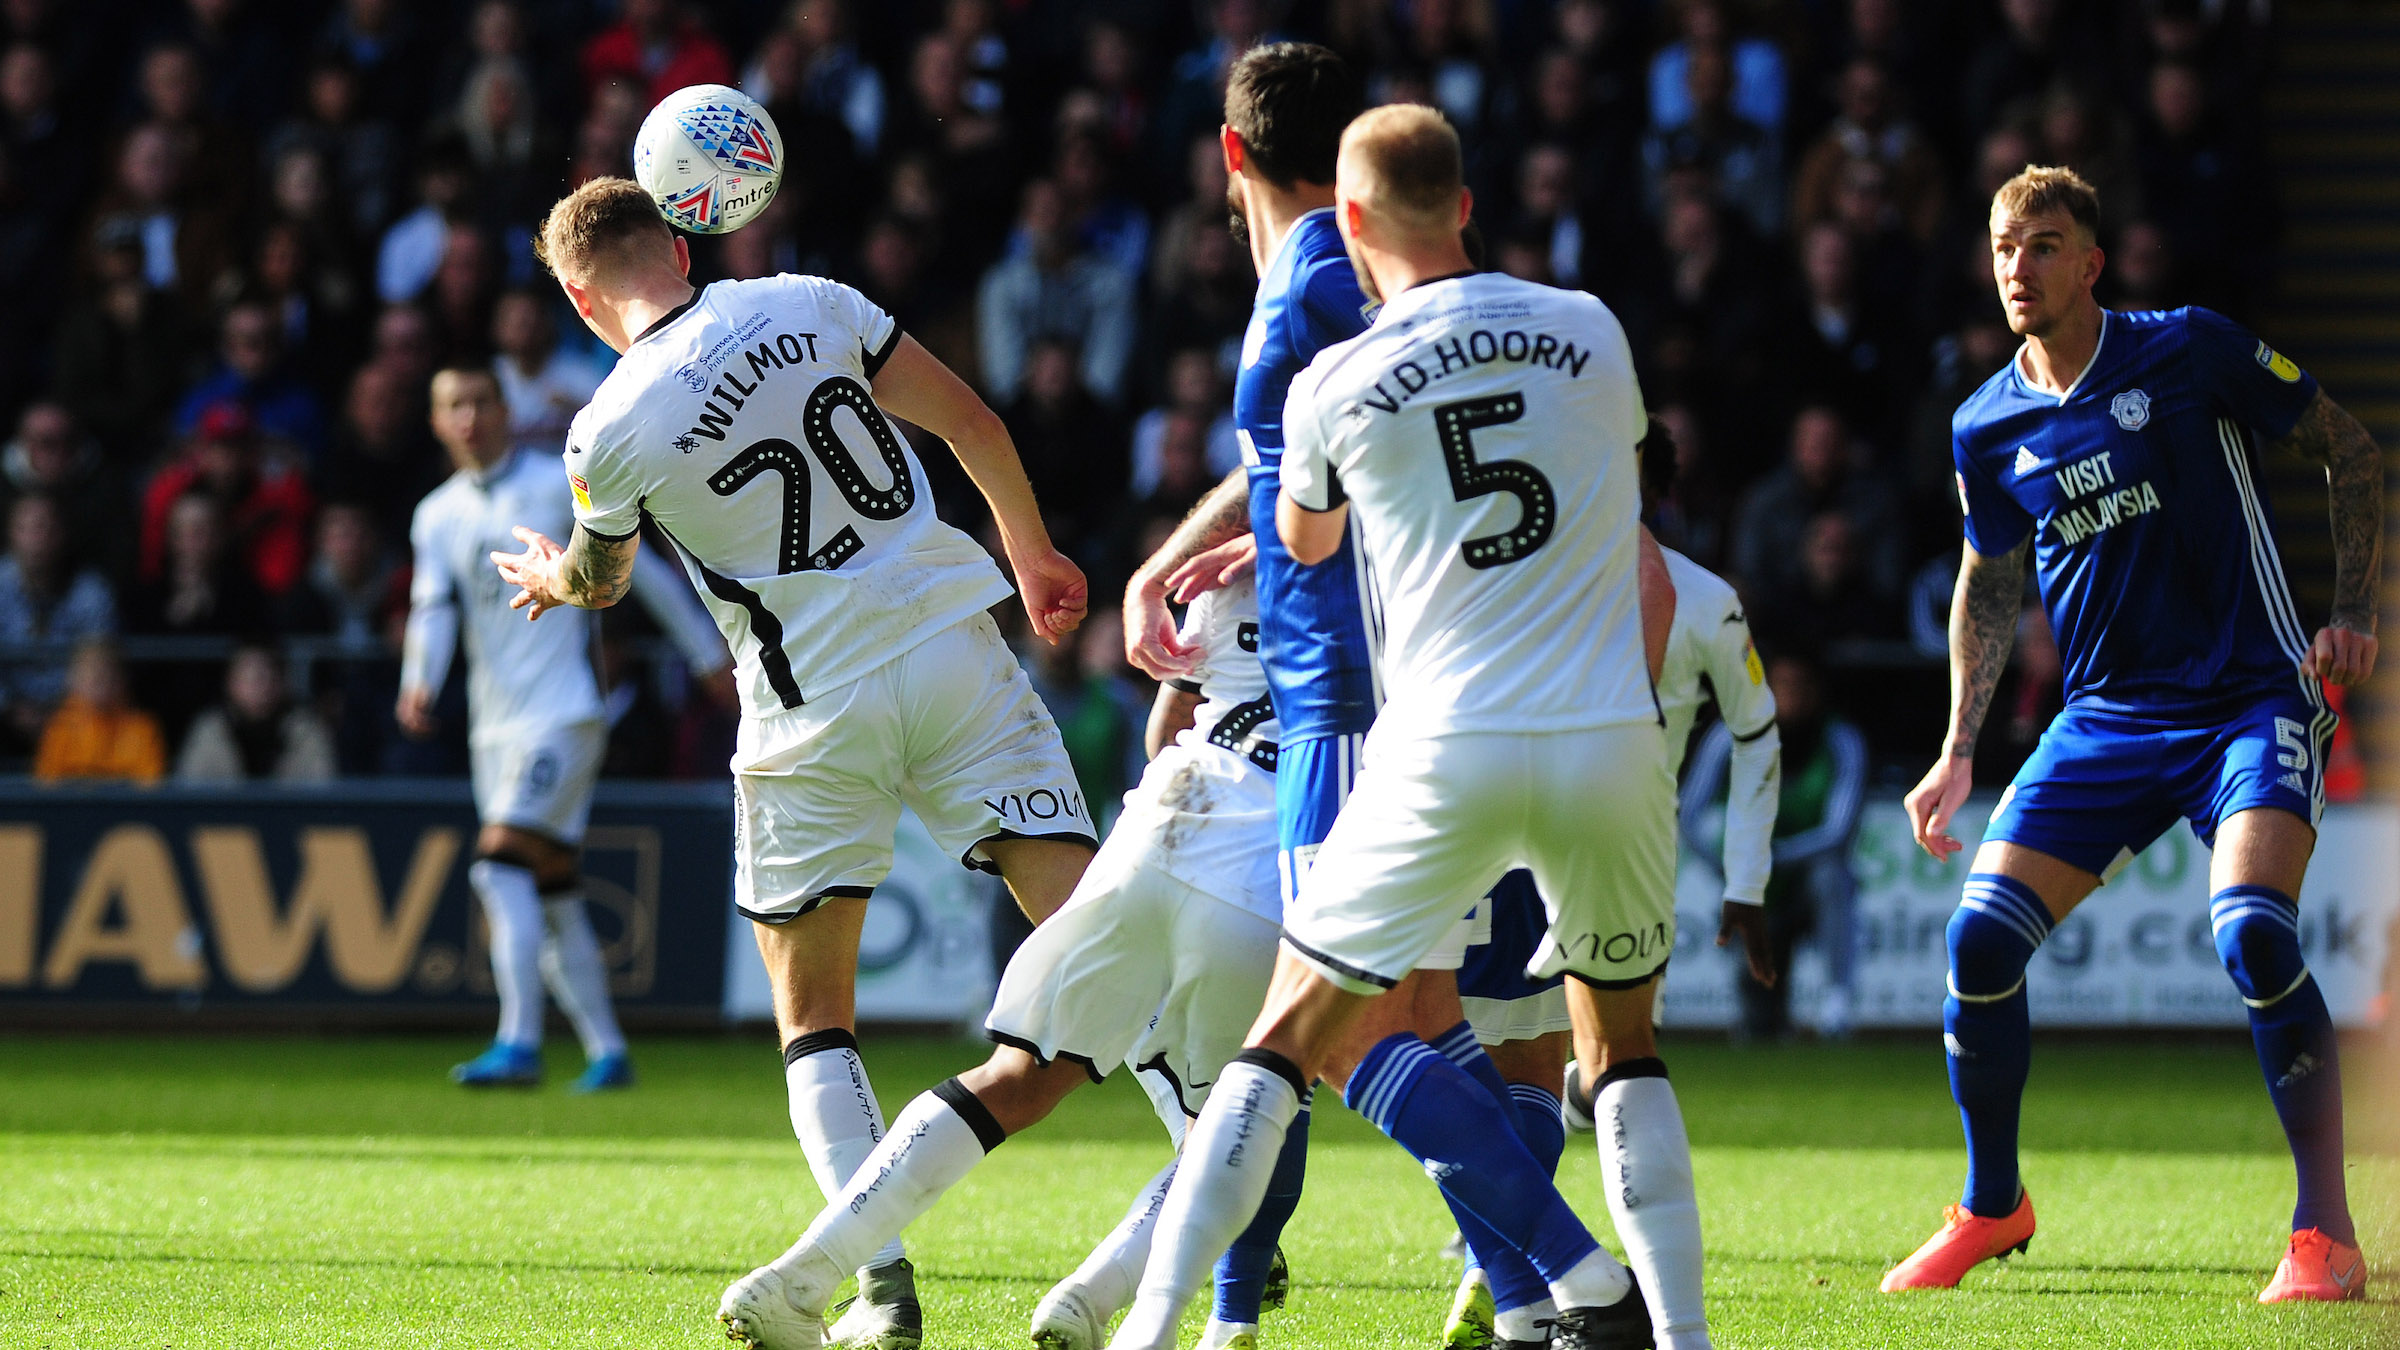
1656;547;1774;772
1135;576;1281;922
404;447;605;735
567;275;1011;717
1169;581;1281;776
1281;272;1652;733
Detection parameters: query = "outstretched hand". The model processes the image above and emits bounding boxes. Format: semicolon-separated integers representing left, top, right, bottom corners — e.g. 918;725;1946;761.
1124;572;1200;678
491;527;567;621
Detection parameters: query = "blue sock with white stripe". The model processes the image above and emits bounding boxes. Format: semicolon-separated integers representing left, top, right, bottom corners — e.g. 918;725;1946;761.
1509;1082;1567;1178
1945;873;2053;1218
1345;1034;1603;1287
1211;1099;1310;1323
2213;885;2355;1245
1426;1024;1552;1314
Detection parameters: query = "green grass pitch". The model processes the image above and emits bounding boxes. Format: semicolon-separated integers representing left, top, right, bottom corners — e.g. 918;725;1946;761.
0;1032;2391;1349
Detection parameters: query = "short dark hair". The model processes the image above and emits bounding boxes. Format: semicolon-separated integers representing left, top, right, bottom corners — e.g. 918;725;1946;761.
1638;414;1678;507
430;361;501;396
1225;43;1361;189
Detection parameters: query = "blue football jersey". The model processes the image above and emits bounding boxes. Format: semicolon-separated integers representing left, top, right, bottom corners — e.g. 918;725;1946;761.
1236;208;1383;740
1951;307;2322;718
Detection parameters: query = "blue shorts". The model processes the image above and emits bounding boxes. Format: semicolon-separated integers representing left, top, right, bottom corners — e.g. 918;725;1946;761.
1986;687;2333;881
1456;869;1563;1003
1276;730;1368;902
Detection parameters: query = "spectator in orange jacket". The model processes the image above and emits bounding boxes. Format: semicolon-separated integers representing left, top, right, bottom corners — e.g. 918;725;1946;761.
34;639;166;784
136;401;316;597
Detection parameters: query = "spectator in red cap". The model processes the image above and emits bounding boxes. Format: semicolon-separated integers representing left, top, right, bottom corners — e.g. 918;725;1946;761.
136;400;316;597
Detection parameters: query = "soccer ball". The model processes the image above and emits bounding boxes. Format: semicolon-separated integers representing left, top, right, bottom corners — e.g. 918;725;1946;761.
632;84;783;235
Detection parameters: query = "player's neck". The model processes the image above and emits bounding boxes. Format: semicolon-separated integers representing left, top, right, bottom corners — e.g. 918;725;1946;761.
607;277;700;354
1364;239;1475;303
2018;298;2106;395
1245;180;1336;276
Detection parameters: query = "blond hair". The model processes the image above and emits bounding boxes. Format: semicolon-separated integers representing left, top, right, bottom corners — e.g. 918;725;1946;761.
1338;103;1463;235
535;177;673;282
1990;165;2101;238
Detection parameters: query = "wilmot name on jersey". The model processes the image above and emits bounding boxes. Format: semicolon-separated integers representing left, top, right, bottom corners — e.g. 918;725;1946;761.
1353;326;1597;417
679;323;825;445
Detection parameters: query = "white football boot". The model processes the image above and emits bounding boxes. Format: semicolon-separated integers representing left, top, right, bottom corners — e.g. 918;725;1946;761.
1028;1281;1111;1350
719;1265;827;1350
1197;1319;1258;1350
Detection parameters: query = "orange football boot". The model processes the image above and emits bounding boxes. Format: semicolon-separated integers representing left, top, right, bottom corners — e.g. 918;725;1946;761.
1879;1191;2036;1292
2259;1228;2367;1304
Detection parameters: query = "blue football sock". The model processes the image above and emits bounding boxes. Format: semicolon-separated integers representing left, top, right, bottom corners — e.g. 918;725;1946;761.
1346;1034;1598;1283
2213;885;2354;1246
1424;1023;1552;1309
1509;1082;1566;1178
1211;1100;1310;1322
1945;873;2052;1218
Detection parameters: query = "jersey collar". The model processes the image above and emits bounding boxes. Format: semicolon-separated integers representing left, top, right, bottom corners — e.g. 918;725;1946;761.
631;284;707;347
2011;308;2110;406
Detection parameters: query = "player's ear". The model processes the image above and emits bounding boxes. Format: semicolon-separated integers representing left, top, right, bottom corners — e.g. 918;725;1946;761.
2084;242;2105;291
559;275;593;318
1456;187;1473;232
673;234;691;278
1220;124;1243;176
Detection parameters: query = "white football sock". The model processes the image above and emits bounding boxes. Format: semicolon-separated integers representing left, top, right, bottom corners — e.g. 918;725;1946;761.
1597;1074;1709;1349
539;896;626;1060
1111;1059;1299;1350
1065;1158;1178;1320
785;1032;906;1269
775;1084;999;1296
468;860;544;1048
1546;1244;1633;1312
1493;1296;1556;1343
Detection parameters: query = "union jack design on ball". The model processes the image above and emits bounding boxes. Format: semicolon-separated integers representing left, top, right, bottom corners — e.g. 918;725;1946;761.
662;180;717;229
676;101;780;173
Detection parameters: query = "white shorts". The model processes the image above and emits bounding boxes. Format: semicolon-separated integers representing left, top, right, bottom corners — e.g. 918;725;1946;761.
472;719;605;847
732;613;1095;922
985;809;1281;1115
1282;721;1677;996
1462;986;1573;1045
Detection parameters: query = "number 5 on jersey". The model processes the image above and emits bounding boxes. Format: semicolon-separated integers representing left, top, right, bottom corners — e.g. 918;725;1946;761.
710;375;915;573
1435;392;1555;568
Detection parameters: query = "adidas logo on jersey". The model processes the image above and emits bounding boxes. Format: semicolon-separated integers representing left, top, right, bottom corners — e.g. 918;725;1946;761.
2279;771;2306;795
2013;445;2041;477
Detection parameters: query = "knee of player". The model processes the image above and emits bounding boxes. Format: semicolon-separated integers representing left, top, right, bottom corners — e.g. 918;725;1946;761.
1945;889;2048;1001
962;1046;1091;1132
2210;886;2309;1006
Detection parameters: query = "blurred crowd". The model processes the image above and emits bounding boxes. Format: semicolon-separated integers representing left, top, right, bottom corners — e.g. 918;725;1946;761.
0;0;2283;802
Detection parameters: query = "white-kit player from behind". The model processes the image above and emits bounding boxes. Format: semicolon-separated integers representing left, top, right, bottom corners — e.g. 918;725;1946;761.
709;574;1290;1350
493;178;1099;1350
1110;106;1685;1350
401;362;731;1093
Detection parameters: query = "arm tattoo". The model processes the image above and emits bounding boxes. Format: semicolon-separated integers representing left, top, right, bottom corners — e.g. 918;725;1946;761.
1141;469;1252;579
558;527;636;608
2270;390;2385;631
1947;539;2027;759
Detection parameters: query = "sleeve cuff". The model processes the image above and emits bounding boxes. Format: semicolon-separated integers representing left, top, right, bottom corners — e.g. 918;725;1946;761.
862;325;903;378
1291;469;1346;513
1167;678;1204;695
1730;718;1777;743
578;521;639;543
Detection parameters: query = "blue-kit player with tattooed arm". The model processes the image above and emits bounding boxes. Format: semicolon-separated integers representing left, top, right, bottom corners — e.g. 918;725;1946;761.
1886;166;2383;1304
